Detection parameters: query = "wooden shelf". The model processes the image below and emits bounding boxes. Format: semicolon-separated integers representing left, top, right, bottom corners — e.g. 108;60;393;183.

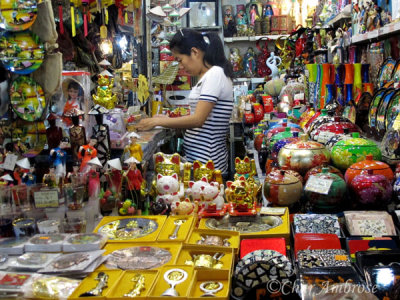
352;21;400;44
224;34;289;43
323;4;352;28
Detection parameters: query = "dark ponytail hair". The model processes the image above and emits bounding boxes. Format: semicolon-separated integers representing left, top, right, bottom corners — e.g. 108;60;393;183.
170;28;233;79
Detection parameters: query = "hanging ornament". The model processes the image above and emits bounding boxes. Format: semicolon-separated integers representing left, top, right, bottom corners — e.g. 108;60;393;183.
70;0;76;36
82;0;89;36
58;0;64;34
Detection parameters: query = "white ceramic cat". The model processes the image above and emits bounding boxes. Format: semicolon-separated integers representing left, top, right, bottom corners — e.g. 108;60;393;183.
155;173;184;205
201;181;225;211
185;176;210;202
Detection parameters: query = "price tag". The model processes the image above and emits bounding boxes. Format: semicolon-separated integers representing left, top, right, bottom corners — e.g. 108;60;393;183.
260;207;287;216
34;190;59;208
294;93;305;101
304;175;333;195
3;154;17;171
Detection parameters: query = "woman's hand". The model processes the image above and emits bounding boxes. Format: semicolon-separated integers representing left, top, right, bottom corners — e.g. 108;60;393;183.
136;115;167;131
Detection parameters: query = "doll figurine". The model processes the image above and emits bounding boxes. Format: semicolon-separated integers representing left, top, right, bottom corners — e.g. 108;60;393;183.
223;6;233;29
87;157;102;200
123;132;143;163
89;105;111;167
46;113;63;150
50;137;69;181
78;136;98;172
249;4;259;27
0;174;14;186
243;47;257;77
236;10;247;36
123;157;143;215
63;80;83;126
22;164;36;186
67;161;86;186
264;4;274;16
230;48;243;77
43;165;58;188
105;158;123;195
14;158;30;185
65;108;86;161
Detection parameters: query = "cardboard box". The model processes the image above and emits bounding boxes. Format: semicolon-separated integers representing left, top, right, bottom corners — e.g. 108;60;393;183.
93;216;167;243
106;270;159;299
157;216;195;242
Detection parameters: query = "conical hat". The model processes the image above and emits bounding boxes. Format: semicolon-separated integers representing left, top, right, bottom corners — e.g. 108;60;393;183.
124;156;140;164
89;104;109;115
1;174;14;181
107;158;122;171
100;70;114;77
16;158;30;169
87;157;103;167
99;59;111;66
127;132;140;139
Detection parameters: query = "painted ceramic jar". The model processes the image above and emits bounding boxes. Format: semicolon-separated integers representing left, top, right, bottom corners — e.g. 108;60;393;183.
299;107;316;129
310;117;361;142
393;176;400;201
270;133;300;159
266;124;302;139
269;127;301;149
325;131;353;151
345;154;394;185
350;169;392;205
263;170;303;206
305;168;346;210
303;109;322;132
277;139;330;175
304;164;343;182
268;166;304;184
331;133;382;170
307;112;343;134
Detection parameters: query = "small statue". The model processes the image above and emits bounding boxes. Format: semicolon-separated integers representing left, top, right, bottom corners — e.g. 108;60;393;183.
46;113;63;150
123;157;144;215
43;165;58;188
226;176;257;216
155;173;184;210
234;156;256;180
65;108;86;161
243;47;257;78
264;4;274;16
62;80;83;126
123;132;143;163
230;48;243;77
89;105;111;167
92;75;118;110
266;52;282;80
87;157;102;200
223;6;233;29
105;158;123;195
171;198;195;215
236;9;247;36
192;160;223;184
22;164;36;186
14;158;30;185
78;136;98;172
248;3;259;27
50;137;69;182
67;161;86;186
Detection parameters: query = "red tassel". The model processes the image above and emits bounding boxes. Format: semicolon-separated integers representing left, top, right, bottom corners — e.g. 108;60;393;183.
84;13;88;36
58;3;64;34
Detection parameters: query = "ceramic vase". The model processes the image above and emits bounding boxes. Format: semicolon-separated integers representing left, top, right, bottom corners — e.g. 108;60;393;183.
350;169;392;206
345;84;353;104
304;167;346;211
325;84;335;106
263;170;303;206
362;83;374;96
306;64;318;109
320;64;332;109
344;64;354;84
353;63;363;105
361;64;370;83
335;64;345;106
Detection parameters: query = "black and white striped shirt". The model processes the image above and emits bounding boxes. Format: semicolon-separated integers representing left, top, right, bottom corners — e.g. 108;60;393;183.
183;66;233;173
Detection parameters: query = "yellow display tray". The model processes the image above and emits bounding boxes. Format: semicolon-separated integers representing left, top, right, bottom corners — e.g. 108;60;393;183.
198;208;291;242
157;215;195;242
189;269;231;300
176;245;234;272
93;215;167;243
105;270;159;299
148;265;194;300
97;242;182;271
69;270;123;300
186;229;240;255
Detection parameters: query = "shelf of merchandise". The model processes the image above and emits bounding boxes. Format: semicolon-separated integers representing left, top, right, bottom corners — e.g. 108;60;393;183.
224;34;289;43
352;21;400;44
322;4;352;28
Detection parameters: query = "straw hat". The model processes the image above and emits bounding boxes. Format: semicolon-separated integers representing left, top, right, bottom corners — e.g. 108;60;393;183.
124;157;140;164
127;132;140;139
87;157;103;167
16;158;30;170
107;158;122;171
1;174;14;182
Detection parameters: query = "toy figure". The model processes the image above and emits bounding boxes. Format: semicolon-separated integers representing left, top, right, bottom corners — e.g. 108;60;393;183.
223;6;233;28
234;156;256;180
22;164;36;186
87;157;102;200
123;157;144;214
46;113;63;150
105;158;123;195
225;176;258;216
92;75;118;110
249;4;259;27
65;108;86;161
155;173;183;209
67;161;86;186
264;4;274;16
63;80;83;120
14;158;30;185
78;136;98;172
0;174;14;186
230;48;243;77
266;52;282;80
43;165;58;188
50;137;69;181
89;105;111;167
236;10;247;36
123;132;143;163
171;198;195;215
243;47;257;78
192;160;223;184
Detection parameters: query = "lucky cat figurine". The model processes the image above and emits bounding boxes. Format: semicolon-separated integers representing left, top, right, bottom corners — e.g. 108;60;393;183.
192;160;223;184
201;181;225;211
186;176;210;203
234;156;256;180
155;173;184;205
171;198;196;215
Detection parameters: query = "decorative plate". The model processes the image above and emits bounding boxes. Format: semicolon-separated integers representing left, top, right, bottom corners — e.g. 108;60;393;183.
67;233;104;245
50;253;90;270
391;58;400;83
0;0;37;31
385;90;400;130
0;31;44;74
105;246;172;270
98;218;158;240
17;253;48;265
376;88;396;131
381;129;400;160
377;57;396;87
205;215;282;233
10;76;45;122
368;88;387;128
29;234;65;245
342;105;356;124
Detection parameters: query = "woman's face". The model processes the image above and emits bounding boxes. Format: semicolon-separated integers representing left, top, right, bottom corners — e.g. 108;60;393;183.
172;48;204;76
